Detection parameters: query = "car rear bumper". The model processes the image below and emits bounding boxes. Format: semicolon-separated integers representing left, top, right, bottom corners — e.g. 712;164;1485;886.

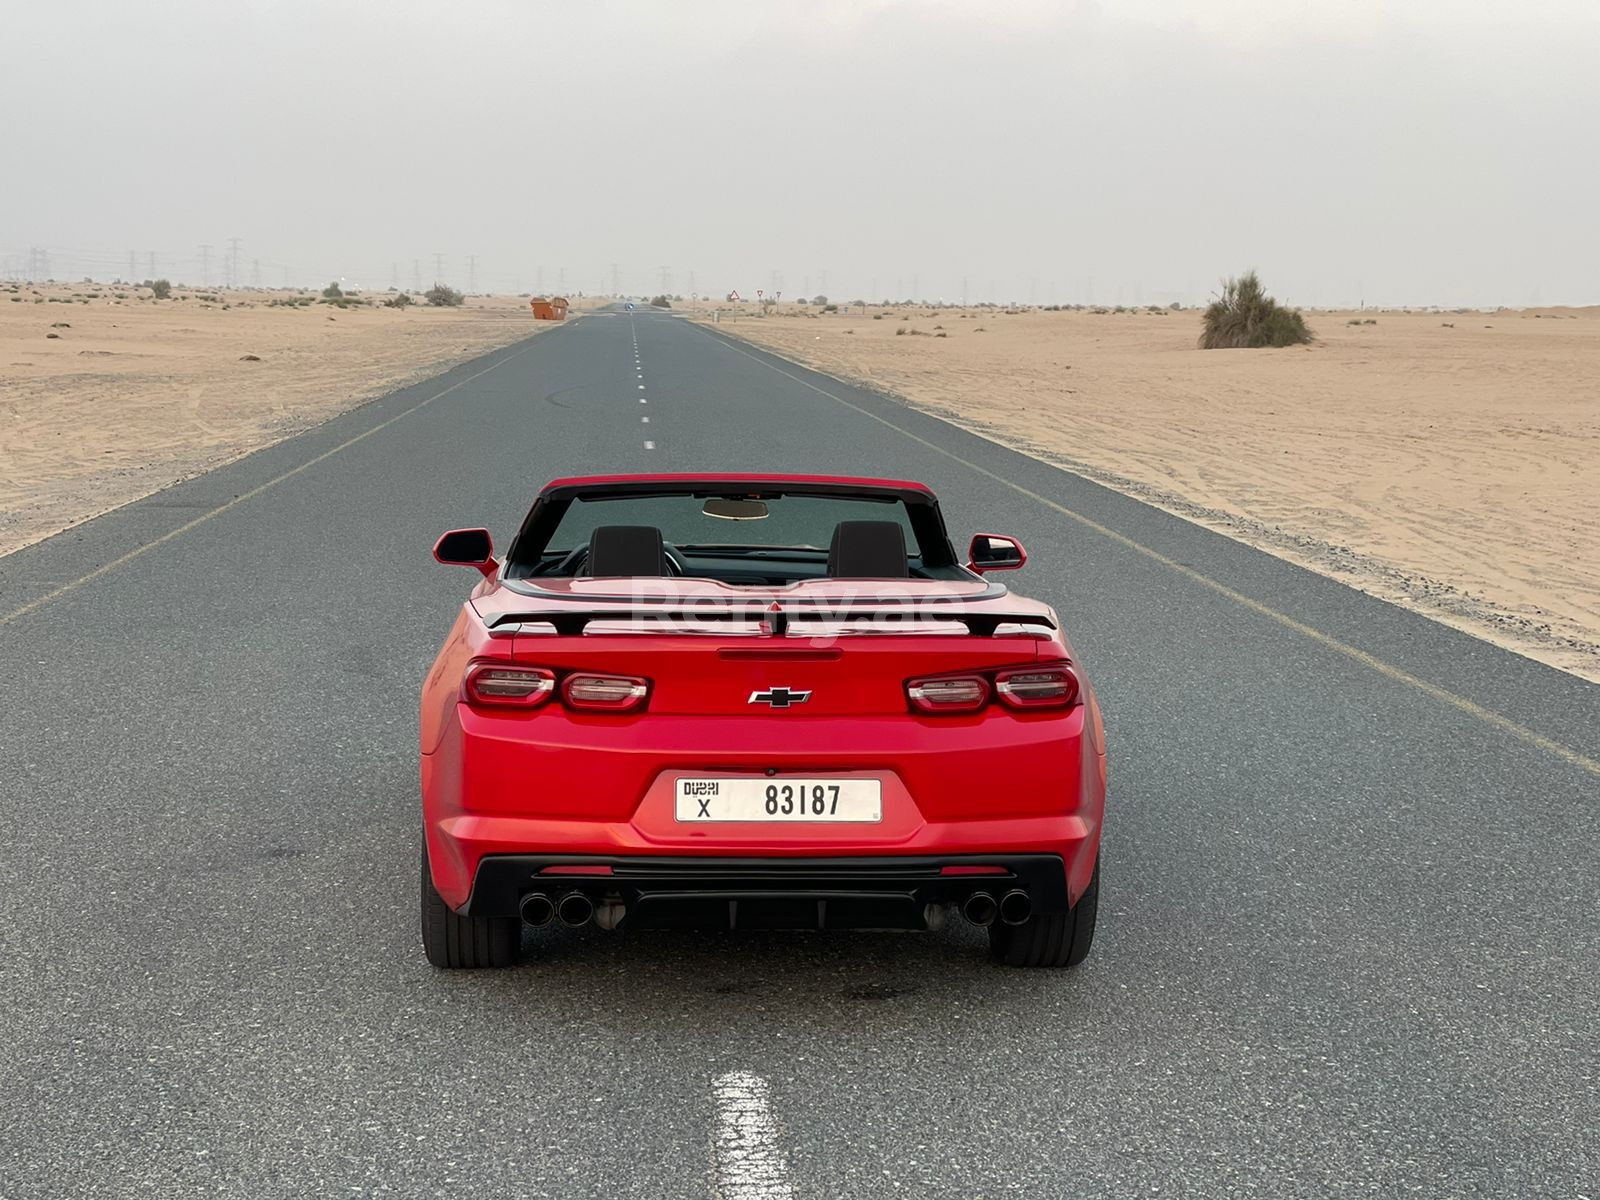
462;853;1073;930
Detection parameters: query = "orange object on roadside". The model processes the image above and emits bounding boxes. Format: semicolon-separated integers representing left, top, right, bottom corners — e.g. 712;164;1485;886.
530;296;568;321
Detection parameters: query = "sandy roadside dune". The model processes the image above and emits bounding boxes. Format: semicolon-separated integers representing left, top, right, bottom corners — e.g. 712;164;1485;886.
0;283;581;556
693;302;1600;681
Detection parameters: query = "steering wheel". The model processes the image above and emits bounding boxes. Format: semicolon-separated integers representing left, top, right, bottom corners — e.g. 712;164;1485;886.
661;544;690;577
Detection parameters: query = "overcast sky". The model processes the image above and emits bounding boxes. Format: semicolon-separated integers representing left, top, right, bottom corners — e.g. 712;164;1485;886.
5;0;1597;306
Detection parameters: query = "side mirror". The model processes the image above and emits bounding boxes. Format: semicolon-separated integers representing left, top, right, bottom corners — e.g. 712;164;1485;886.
433;528;497;579
967;533;1026;573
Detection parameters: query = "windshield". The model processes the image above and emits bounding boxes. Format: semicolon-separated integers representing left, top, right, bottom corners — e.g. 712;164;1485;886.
545;493;915;555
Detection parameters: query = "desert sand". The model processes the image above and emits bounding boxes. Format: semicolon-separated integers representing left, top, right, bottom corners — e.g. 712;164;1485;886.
694;301;1600;681
0;282;576;556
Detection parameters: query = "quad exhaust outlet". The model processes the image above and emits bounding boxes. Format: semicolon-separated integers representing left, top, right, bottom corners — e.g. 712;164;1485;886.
962;891;998;927
519;893;555;928
998;889;1032;926
557;891;595;927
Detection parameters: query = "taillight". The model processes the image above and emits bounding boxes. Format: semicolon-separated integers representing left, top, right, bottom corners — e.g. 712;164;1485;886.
995;665;1079;709
906;674;989;713
562;673;650;712
906;664;1081;714
463;662;556;708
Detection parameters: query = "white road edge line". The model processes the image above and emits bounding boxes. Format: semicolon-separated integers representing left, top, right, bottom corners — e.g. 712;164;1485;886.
0;336;547;629
698;323;1600;781
711;1071;794;1200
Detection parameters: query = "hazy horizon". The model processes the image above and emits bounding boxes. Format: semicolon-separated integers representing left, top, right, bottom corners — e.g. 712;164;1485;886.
5;0;1597;308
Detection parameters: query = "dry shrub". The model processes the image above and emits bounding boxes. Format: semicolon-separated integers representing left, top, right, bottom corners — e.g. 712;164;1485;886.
1199;271;1312;349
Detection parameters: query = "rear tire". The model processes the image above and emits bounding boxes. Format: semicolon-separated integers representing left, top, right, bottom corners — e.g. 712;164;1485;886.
988;858;1099;969
420;845;521;968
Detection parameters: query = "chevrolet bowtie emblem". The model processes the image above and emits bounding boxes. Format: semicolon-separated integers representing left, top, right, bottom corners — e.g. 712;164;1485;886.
748;687;812;708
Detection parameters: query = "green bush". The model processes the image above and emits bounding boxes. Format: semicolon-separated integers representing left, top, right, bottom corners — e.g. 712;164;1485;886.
1199;271;1312;349
384;292;414;308
425;283;464;307
649;295;671;308
322;281;344;299
148;279;172;299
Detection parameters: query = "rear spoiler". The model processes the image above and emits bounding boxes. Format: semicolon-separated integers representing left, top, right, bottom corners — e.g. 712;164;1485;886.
485;605;1055;638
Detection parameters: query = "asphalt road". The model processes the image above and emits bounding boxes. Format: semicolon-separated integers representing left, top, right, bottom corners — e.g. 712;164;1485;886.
2;306;1595;1198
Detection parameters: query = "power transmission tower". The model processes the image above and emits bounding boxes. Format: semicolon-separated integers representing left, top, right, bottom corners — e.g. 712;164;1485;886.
128;251;136;281
412;259;422;291
433;253;445;285
198;244;212;287
660;266;672;295
687;270;696;297
147;251;156;279
227;237;242;289
466;255;477;293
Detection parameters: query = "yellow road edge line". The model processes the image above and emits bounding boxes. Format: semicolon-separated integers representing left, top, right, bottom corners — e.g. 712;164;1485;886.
0;337;544;631
704;326;1600;780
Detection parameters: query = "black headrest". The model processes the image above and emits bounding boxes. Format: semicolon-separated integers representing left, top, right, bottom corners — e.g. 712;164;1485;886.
587;525;667;577
827;521;909;579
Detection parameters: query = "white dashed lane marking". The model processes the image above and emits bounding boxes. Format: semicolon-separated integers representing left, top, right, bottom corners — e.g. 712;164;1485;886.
644;440;656;450
711;1071;793;1200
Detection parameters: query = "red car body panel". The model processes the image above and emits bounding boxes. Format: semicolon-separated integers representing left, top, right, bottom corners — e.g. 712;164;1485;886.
421;473;1107;930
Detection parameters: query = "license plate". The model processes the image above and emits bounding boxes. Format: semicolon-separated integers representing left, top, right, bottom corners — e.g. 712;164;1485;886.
674;778;882;823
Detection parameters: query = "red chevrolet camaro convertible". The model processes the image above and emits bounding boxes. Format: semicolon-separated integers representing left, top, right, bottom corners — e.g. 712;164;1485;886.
420;474;1106;968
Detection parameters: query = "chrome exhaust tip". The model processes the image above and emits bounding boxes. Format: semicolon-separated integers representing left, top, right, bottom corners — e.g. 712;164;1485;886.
556;891;595;927
962;891;998;927
998;889;1032;926
519;893;555;928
